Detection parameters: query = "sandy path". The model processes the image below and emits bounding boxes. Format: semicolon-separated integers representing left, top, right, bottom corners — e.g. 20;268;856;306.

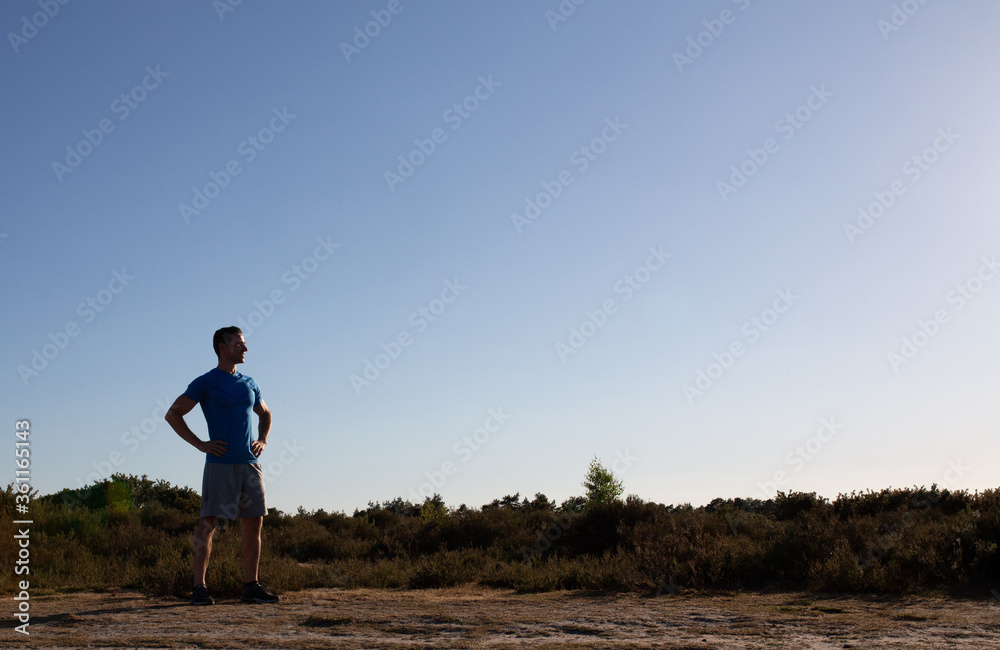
5;587;1000;648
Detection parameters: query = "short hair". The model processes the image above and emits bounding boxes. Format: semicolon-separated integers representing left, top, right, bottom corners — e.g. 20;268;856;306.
213;326;243;357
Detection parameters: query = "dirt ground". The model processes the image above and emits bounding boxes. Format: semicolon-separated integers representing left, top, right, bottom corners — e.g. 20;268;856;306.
5;587;1000;649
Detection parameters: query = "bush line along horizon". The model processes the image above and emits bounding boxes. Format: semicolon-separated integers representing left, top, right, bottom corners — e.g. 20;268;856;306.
2;458;999;598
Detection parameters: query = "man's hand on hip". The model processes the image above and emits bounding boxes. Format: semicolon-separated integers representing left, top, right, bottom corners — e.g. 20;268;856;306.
198;440;228;457
251;440;267;457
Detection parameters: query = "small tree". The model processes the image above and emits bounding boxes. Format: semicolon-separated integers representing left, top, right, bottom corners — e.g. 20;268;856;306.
419;494;448;523
582;456;623;506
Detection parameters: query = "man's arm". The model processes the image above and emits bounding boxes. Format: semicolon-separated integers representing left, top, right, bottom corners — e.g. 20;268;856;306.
165;395;227;457
251;400;272;457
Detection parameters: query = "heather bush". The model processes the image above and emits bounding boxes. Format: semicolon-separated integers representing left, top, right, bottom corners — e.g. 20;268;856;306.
3;477;998;598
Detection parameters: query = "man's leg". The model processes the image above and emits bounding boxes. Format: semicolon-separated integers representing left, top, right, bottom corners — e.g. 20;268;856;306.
238;464;277;603
241;516;263;583
194;516;217;586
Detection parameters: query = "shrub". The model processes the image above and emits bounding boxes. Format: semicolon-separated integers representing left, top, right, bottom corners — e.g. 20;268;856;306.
4;476;1000;598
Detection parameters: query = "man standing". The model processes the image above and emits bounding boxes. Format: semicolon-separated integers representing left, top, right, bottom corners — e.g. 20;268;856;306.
165;326;279;605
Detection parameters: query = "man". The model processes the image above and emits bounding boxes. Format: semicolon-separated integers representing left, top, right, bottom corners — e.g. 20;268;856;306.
165;326;279;605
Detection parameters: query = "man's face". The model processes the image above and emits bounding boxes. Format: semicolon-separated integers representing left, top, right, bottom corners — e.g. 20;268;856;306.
223;334;248;364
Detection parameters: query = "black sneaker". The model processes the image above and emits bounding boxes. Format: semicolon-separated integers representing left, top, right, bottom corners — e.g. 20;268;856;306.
242;581;279;604
191;584;215;606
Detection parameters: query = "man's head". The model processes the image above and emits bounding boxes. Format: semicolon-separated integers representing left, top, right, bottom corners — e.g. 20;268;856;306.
213;326;246;364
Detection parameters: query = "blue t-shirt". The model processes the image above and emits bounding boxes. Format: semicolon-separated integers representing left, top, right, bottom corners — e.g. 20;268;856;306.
184;368;262;464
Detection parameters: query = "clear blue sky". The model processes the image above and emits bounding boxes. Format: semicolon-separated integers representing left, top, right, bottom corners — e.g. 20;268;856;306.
3;1;999;514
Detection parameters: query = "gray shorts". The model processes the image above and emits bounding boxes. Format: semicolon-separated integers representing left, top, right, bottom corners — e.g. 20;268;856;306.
200;462;267;519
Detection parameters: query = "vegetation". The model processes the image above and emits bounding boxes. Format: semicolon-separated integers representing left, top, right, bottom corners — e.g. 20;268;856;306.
2;474;1000;599
581;456;624;506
